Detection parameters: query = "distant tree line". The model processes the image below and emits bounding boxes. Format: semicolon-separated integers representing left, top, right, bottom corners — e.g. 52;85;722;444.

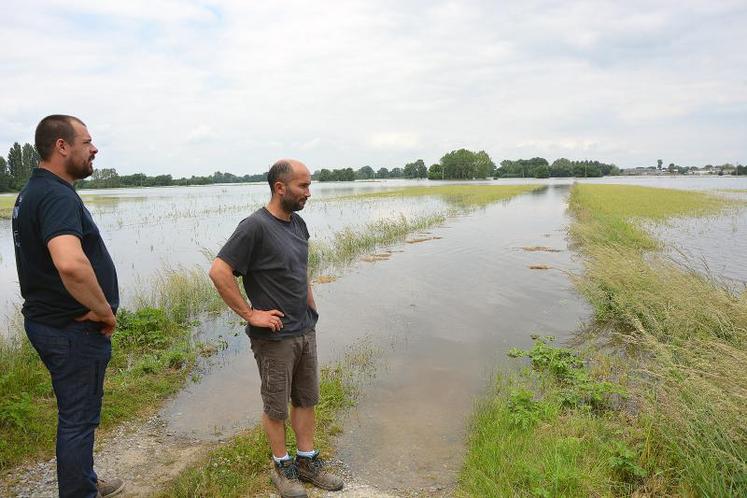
77;170;267;189
496;158;620;178
0;142;40;192
314;150;623;182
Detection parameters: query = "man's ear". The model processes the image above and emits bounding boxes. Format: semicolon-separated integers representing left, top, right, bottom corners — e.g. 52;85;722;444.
274;181;286;195
55;138;68;157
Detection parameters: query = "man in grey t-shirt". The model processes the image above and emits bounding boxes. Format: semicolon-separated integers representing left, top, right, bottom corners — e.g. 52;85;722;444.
209;159;342;497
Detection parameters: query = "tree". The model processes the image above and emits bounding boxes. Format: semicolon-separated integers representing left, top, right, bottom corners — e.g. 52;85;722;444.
20;143;39;184
0;157;10;192
474;151;495;178
550;158;574;177
534;165;550;178
428;163;443;180
403;159;425;179
440;149;495;179
8;143;23;188
389;167;403;178
416;161;427;178
376;167;389;179
667;163;676;174
356;166;375;180
317;169;333;182
657;159;663;171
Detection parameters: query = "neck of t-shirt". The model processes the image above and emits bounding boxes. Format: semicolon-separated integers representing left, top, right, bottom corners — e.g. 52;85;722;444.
263;205;292;223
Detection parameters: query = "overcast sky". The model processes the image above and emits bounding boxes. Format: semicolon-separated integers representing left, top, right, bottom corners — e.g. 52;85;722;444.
1;1;745;175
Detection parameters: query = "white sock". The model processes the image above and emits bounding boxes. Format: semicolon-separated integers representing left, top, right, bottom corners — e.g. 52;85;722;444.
273;453;290;463
296;449;317;458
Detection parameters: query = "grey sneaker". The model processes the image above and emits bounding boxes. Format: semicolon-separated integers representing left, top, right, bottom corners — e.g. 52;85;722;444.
271;459;308;498
96;477;125;497
296;452;344;491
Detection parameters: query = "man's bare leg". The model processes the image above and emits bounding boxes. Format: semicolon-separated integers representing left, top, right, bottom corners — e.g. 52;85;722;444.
291;406;315;452
262;413;288;457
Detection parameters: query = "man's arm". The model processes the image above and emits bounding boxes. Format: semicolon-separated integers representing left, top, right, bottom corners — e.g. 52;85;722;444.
47;235;116;336
208;257;284;332
307;283;317;312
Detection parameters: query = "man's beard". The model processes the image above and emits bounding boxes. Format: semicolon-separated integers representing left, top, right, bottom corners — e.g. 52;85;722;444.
66;156;94;180
280;195;306;212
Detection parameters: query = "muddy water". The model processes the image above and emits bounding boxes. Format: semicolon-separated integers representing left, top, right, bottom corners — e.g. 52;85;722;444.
159;185;590;492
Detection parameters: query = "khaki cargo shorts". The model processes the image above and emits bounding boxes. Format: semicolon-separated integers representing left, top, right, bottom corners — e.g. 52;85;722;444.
249;329;319;421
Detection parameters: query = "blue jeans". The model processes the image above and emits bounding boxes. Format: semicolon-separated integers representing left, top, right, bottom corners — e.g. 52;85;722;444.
25;319;112;498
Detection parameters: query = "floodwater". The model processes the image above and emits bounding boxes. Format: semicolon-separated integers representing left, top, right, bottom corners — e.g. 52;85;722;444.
2;176;747;493
160;183;590;493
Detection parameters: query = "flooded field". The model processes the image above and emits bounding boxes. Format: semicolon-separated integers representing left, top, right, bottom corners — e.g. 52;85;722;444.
2;176;747;495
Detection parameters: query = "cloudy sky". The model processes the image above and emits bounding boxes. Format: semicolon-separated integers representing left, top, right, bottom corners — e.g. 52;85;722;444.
1;0;745;175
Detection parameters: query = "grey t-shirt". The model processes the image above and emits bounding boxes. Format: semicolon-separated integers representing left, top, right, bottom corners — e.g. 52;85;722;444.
217;207;318;340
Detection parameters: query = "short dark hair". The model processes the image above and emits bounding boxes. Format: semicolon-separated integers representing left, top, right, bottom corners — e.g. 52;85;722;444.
35;115;85;161
267;160;293;193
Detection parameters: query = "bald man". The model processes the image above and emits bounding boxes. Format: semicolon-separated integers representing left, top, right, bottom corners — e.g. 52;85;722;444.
209;160;343;498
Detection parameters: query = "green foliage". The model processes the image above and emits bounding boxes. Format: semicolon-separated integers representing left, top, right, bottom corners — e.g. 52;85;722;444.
403;159;427;178
440;148;494;179
459;340;636;497
608;439;647;483
77;170;267;189
0;265;227;471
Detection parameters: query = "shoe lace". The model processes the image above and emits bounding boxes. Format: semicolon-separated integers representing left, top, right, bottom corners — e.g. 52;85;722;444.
279;462;299;480
307;455;325;472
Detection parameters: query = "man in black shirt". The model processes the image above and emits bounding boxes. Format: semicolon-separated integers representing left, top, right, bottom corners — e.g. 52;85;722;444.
210;160;343;498
12;115;124;498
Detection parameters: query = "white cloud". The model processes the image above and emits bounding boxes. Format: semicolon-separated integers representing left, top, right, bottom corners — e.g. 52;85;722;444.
0;0;745;174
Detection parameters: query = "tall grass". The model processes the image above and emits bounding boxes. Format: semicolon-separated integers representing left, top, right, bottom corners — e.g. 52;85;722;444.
569;184;746;496
309;213;445;277
155;341;379;497
459;184;745;496
0;267;228;471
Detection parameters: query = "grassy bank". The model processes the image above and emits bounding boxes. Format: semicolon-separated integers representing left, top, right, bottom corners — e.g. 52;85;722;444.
0;268;224;472
460;184;746;496
155;342;377;497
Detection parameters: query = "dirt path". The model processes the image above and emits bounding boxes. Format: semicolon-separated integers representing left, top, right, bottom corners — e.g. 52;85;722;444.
2;414;212;497
1;414;451;497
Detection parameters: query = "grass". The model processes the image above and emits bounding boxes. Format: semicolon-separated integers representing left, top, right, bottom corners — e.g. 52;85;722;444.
459;184;746;496
459;338;637;497
335;184;542;209
309;213;445;277
155;341;379;497
0;195;15;219
0;268;227;472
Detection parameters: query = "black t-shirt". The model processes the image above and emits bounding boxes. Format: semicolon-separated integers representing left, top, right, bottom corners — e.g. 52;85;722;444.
12;168;119;327
217;207;317;340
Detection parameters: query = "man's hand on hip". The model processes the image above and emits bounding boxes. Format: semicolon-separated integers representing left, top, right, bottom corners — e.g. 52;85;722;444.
75;307;117;337
247;308;285;332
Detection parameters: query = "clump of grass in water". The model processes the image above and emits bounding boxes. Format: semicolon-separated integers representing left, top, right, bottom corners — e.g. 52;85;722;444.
154;340;380;498
0;195;16;219
334;184;542;210
133;266;226;324
308;213;446;277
